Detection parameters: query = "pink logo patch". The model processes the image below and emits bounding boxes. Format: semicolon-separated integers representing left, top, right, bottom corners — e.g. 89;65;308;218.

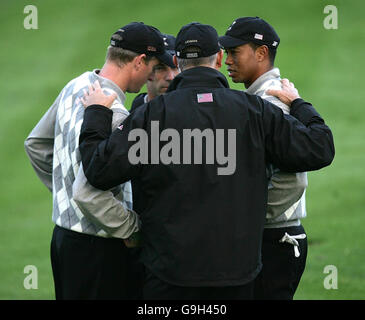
197;93;213;103
118;124;124;131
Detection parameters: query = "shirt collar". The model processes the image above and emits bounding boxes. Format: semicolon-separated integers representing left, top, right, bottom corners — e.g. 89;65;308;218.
144;94;149;104
91;69;127;105
245;67;281;94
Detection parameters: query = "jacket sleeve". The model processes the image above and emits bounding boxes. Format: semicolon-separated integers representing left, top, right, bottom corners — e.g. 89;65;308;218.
72;163;140;238
263;98;335;173
24;95;60;192
73;102;141;238
79;103;147;191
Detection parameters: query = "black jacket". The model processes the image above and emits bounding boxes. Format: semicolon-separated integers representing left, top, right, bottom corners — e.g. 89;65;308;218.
130;93;147;113
79;67;334;286
129;92;148;213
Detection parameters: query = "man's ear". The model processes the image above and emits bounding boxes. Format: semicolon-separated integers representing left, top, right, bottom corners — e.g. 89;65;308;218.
255;45;269;63
215;49;224;70
173;55;178;69
134;54;147;70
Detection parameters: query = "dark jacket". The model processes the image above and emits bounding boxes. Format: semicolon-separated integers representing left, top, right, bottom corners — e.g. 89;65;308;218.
79;66;334;287
129;92;148;213
130;93;147;113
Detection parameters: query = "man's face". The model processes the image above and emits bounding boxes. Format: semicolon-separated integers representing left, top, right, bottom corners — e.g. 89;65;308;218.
224;44;259;88
147;63;179;98
129;57;160;93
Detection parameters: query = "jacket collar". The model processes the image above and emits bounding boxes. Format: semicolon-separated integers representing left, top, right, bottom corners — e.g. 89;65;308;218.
92;69;127;105
245;67;281;95
167;66;230;92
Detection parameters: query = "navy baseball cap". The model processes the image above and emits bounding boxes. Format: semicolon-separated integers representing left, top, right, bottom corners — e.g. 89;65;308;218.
110;22;175;68
219;17;280;49
163;34;176;56
175;22;220;59
162;34;176;67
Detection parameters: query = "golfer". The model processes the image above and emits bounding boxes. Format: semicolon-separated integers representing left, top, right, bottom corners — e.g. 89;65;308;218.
220;16;310;299
24;22;173;299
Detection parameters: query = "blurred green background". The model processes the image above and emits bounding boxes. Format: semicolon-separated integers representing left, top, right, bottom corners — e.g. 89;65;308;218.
0;0;364;299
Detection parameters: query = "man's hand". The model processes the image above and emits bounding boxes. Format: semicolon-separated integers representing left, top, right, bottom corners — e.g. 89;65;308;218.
123;231;142;248
266;78;300;106
81;80;117;109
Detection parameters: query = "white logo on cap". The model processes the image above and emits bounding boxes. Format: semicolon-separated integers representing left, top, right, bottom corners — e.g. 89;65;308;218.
272;41;278;46
254;33;263;40
185;39;198;44
186;52;198;58
228;20;236;31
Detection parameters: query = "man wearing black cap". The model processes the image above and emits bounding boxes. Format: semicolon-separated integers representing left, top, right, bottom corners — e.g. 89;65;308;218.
129;34;179;216
24;22;173;299
130;34;179;113
78;22;334;299
220;17;309;300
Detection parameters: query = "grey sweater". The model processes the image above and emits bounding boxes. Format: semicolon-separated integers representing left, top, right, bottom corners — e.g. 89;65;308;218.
24;70;140;238
246;68;308;228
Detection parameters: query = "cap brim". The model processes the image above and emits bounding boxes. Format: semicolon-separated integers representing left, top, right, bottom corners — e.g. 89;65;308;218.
219;35;249;48
156;51;176;68
166;49;175;56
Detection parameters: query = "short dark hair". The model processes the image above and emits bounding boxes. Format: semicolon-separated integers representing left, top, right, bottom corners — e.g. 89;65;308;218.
248;42;277;66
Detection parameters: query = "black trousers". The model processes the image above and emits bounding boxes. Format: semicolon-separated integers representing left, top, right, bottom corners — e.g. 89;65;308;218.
50;225;144;300
253;225;308;300
143;268;254;300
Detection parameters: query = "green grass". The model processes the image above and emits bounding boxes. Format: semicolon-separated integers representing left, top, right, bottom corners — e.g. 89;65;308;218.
0;0;364;299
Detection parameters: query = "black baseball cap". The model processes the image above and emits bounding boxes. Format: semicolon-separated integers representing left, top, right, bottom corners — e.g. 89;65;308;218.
219;17;280;49
162;34;176;67
175;22;221;59
110;22;175;68
163;34;176;56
